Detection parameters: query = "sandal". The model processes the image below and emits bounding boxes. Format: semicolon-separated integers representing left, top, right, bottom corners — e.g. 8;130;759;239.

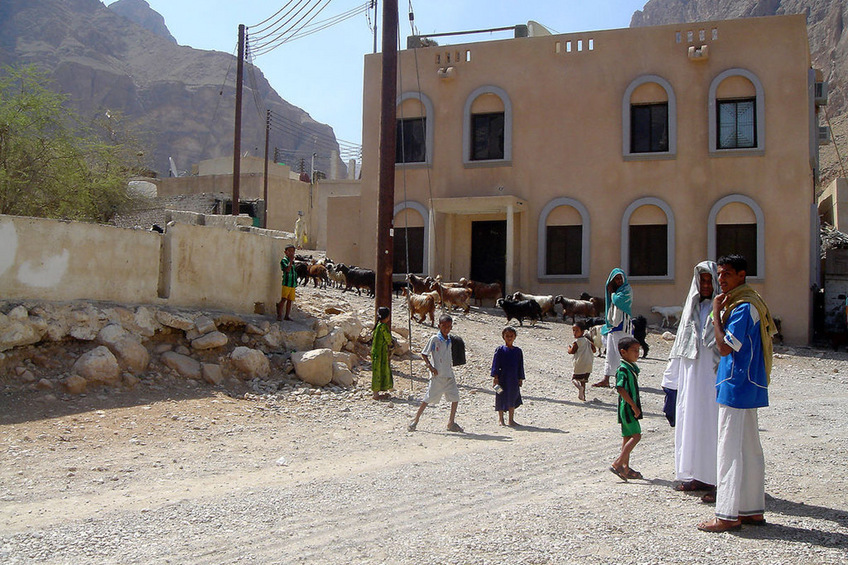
407;421;417;432
701;492;716;504
447;422;464;433
675;480;713;492
609;465;628;482
740;515;766;526
625;469;643;480
697;518;741;532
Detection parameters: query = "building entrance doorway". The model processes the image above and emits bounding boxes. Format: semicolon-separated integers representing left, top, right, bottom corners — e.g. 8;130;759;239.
471;220;506;284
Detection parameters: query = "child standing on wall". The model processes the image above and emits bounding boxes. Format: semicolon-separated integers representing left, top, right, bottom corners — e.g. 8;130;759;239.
276;244;297;321
568;321;596;401
610;336;644;481
490;326;525;426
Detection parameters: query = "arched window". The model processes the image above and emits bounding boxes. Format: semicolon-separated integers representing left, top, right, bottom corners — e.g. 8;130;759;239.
537;198;590;279
462;85;512;165
709;69;765;155
622;75;677;159
393;201;429;274
621;197;675;280
396;92;434;165
708;195;764;278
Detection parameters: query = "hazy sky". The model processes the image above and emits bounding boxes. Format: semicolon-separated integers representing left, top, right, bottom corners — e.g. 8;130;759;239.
131;0;649;152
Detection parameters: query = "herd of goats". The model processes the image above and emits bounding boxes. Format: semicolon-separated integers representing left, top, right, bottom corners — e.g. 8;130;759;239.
292;254;689;358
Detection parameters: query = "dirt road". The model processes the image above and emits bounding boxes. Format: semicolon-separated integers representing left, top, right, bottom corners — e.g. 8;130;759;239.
1;286;847;564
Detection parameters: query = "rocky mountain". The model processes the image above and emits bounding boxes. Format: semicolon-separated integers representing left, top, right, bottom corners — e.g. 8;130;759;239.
630;0;848;187
0;0;344;178
108;0;176;44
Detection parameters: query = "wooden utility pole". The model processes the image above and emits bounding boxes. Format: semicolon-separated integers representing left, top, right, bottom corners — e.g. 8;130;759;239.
263;109;270;228
375;0;397;318
232;24;245;216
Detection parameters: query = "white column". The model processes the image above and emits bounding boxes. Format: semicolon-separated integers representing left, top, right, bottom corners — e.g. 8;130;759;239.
506;203;514;293
428;207;436;277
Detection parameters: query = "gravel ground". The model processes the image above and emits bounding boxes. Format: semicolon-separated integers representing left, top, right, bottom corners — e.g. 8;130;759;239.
1;284;847;564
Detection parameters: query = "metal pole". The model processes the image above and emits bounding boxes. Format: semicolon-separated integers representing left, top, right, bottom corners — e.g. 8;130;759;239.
232;24;245;216
263;109;270;228
375;0;398;319
372;0;379;54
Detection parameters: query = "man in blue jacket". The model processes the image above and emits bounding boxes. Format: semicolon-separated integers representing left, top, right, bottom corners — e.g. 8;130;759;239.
698;255;777;532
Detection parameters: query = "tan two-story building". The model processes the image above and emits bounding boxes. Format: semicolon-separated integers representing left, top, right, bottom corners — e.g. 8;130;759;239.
328;14;825;343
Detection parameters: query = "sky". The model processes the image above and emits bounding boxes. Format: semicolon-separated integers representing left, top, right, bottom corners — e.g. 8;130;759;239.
131;0;649;152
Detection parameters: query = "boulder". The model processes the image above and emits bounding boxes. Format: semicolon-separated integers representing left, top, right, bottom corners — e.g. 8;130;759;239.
313;320;330;338
191;331;229;350
391;334;410;356
8;305;28;321
392;325;410;339
109;338;150;374
281;328;317;352
68;306;108;341
201;363;224;385
72;346;121;386
36;378;54;390
291;348;334;386
156;310;194;331
245;323;266;335
331;362;355;387
0;312;45;352
161;351;202;379
62;374;88;394
194;315;217;335
261;325;284;350
315;327;347;352
333;351;356;369
329;312;364;341
230;347;270;379
131;307;161;337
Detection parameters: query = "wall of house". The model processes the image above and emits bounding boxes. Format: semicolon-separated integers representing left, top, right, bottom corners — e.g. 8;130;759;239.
0;214;293;315
325;196;363;267
819;178;848;231
352;15;815;343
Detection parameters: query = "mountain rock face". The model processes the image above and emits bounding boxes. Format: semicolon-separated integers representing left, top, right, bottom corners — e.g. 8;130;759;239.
630;0;848;186
0;0;343;177
108;0;176;44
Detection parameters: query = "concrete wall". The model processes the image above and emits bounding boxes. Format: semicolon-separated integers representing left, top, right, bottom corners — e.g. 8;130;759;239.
0;214;293;315
818;178;848;230
343;15;816;343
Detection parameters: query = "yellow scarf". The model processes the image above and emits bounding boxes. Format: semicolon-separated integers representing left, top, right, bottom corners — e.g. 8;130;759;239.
720;284;777;382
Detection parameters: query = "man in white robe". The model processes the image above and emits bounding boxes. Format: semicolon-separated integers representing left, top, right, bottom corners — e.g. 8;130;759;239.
661;261;720;492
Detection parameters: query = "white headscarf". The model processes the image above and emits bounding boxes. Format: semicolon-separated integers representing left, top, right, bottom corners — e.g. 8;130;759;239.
668;261;719;361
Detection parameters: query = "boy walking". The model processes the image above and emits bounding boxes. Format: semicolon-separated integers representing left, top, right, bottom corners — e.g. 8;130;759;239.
568;321;596;401
409;314;463;432
610;336;643;481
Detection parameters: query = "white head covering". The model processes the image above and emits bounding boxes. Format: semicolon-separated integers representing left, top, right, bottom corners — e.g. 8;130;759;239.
668;261;719;361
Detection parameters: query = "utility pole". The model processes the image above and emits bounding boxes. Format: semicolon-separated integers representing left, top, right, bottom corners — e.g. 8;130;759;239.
232;24;245;216
372;0;379;54
375;0;397;318
263;109;270;228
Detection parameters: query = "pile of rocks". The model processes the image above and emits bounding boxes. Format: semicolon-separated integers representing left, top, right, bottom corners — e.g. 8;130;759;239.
0;299;410;395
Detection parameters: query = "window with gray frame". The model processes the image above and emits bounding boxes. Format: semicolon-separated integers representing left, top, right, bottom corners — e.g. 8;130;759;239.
546;225;582;275
629;224;668;276
396;117;426;163
631;103;669;153
717;98;756;149
471;112;505;160
393;226;425;274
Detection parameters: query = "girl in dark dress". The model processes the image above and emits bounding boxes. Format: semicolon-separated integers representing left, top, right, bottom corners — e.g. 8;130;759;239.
490;326;525;426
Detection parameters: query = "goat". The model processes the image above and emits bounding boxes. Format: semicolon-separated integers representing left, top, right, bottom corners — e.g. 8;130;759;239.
326;263;346;289
461;279;503;307
651;305;684;328
496;297;543;327
555;296;597;324
588;324;606;357
579;292;604;317
433;283;471;313
307;264;328;288
403;288;437;326
406;273;432;294
510;292;556;318
632;315;649;358
338;264;376;297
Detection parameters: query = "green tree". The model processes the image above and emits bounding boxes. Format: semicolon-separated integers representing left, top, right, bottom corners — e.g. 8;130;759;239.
0;65;150;222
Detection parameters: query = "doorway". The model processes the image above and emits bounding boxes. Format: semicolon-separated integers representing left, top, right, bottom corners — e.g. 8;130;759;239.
471;220;506;284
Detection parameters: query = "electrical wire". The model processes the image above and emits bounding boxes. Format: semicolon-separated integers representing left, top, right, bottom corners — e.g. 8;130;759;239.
249;0;331;54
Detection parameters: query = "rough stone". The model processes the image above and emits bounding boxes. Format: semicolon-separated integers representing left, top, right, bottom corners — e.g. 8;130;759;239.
391;334;410;356
68;306;108;341
72;346;121;385
160;351;201;379
662;331;676;341
156;310;194;331
8;305;29;321
314;320;331;339
391;325;410;339
329;312;364;341
36;378;54;390
201;363;224;385
191;331;229;350
281;328;317;352
245;323;266;335
315;327;347;352
291;348;334;386
0;312;44;352
62;374;88;394
97;324;131;346
131;306;161;337
331;362;355;387
19;369;37;383
109;338;150;374
262;326;284;350
230;347;270;379
175;345;191;356
333;351;356;369
194;316;217;335
122;373;140;388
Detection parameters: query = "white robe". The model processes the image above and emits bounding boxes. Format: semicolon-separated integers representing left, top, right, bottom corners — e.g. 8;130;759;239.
670;301;719;484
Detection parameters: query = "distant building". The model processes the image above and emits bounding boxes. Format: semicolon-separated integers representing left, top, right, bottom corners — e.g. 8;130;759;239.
328;14;825;343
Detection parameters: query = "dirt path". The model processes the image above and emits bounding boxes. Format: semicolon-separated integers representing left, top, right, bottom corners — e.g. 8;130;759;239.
1;286;847;564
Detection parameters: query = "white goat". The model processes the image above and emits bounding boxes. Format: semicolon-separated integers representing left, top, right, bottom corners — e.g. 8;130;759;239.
651;305;684;328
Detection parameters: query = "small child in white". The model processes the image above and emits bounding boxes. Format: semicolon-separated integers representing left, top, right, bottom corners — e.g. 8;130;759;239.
408;314;463;432
568;321;596;401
